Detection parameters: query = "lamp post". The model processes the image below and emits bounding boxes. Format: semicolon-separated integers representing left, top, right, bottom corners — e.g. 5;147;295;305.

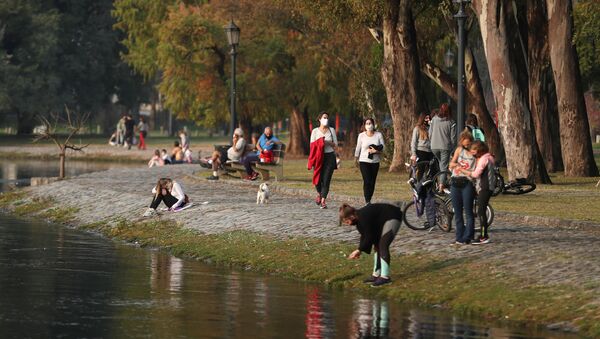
444;48;455;105
453;0;470;142
224;20;240;136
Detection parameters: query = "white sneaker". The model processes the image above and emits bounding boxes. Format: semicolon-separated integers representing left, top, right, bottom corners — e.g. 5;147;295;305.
142;208;156;217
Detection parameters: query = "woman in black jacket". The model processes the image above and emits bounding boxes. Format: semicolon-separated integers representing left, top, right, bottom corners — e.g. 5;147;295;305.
339;203;403;287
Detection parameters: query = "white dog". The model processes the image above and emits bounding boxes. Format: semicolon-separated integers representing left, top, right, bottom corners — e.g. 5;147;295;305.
256;183;270;204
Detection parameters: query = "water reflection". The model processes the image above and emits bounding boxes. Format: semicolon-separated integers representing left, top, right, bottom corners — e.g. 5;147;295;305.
0;159;138;192
0;215;582;338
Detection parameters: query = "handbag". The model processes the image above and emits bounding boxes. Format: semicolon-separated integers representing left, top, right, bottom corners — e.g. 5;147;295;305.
259;150;274;164
450;176;470;188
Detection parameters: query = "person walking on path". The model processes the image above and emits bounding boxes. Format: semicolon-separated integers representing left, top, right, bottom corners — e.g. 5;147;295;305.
456;140;495;244
429;103;456;191
410;113;433;163
354;118;384;204
340;203;403;287
116;115;126;146
137;116;149;150
308;112;338;209
448;131;476;245
143;178;189;217
465;113;485;142
124;114;136;150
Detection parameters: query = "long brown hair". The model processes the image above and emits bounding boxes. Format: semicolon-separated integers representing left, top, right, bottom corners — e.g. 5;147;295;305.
439;103;451;119
458;130;474;147
416;113;429;140
470;141;489;157
338;203;359;225
154;178;173;198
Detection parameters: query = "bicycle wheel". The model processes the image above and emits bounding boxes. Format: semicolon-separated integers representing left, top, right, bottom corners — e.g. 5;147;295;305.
503;181;536;195
491;175;504;197
434;197;452;232
473;202;494;231
403;200;431;230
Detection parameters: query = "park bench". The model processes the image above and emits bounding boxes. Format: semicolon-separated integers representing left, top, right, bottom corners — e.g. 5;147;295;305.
221;144;286;181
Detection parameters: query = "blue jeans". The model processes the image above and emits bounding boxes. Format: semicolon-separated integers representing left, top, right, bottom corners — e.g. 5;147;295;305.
451;180;475;243
432;149;451;186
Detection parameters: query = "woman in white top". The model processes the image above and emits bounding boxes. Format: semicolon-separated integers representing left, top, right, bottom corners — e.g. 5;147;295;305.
354;118;384;204
227;128;246;162
143;178;189;216
310;112;338;209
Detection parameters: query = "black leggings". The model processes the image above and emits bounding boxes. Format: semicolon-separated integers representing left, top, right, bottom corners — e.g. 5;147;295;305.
359;162;379;203
316;152;336;199
477;189;492;239
150;192;178;209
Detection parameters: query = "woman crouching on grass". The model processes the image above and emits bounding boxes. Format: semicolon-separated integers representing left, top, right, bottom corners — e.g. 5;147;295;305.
143;178;189;217
340;203;402;287
457;141;495;244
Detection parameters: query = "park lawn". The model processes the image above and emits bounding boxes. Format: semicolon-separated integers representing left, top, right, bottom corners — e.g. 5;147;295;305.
270;159;600;224
0;133;229;147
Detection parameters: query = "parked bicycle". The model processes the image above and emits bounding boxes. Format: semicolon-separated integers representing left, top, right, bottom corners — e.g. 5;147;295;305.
433;170;494;231
491;169;536;196
402;160;452;232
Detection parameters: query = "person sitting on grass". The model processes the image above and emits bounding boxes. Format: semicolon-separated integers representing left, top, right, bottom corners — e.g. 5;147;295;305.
143;178;189;217
148;149;165;168
161;149;172;165
171;141;184;164
339;202;403;287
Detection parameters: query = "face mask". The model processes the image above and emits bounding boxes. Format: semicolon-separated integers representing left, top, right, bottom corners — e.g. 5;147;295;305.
320;118;329;127
266;134;272;139
365;124;374;131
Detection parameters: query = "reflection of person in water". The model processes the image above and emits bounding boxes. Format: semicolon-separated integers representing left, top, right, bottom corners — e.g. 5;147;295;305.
305;288;323;339
350;299;390;338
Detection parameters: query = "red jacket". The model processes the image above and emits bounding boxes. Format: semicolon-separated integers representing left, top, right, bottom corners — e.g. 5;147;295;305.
307;137;325;185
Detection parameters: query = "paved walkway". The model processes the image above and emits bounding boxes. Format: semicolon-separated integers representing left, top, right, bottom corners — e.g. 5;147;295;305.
17;165;600;300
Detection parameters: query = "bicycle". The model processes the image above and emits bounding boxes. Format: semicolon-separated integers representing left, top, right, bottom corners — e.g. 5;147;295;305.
433;170;494;231
491;169;536;196
402;160;452;232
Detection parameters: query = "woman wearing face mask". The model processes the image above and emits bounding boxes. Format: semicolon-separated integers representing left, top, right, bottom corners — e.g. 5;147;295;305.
410;113;433;163
354;118;385;204
308;112;338;209
448;131;476;245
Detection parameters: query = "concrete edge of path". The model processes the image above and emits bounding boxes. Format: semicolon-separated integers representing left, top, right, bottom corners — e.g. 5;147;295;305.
188;173;600;232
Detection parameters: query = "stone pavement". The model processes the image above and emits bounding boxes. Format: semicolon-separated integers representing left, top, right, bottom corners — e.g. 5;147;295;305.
17;165;600;299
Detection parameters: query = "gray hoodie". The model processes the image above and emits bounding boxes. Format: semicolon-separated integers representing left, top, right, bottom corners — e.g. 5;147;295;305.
429;116;456;150
410;127;431;156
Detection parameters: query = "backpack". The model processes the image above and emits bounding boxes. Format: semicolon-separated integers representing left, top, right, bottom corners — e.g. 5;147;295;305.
466;125;486;142
487;163;503;195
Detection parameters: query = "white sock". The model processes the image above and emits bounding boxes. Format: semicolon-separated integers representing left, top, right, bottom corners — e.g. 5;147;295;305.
213;171;218;177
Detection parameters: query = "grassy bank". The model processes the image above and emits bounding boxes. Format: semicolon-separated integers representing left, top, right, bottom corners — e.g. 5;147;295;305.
0;190;598;337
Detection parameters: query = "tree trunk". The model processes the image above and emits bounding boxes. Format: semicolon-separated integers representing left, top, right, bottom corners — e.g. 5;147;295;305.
474;0;536;180
464;48;504;161
546;0;599;176
381;0;425;172
527;0;563;173
59;150;66;179
287;106;309;156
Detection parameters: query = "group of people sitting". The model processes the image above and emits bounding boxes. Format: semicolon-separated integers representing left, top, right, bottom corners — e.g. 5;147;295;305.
201;126;282;181
147;131;193;168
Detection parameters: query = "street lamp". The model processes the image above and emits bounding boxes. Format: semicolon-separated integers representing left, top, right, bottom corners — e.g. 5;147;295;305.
224;20;240;136
453;0;470;142
444;48;455;104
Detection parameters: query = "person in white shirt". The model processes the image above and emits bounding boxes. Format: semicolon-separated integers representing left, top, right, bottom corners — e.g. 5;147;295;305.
309;111;338;209
227;128;246;162
354;118;385;204
143;178;189;216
